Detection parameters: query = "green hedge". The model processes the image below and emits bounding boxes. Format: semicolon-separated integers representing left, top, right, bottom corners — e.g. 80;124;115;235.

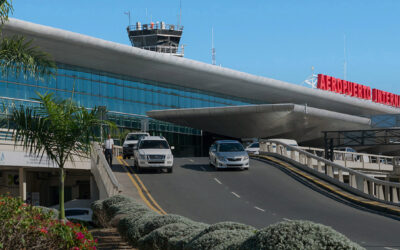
239;220;364;250
91;195;364;250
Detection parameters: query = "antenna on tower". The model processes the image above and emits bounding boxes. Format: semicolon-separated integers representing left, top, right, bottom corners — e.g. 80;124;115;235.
178;0;182;28
212;27;216;65
344;34;347;80
302;66;317;88
124;11;131;26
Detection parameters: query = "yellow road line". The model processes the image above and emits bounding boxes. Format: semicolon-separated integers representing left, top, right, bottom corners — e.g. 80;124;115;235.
120;158;167;215
256;155;400;213
116;156;162;215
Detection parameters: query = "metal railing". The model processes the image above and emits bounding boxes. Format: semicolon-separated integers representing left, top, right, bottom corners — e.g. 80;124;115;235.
297;146;395;172
260;139;400;204
91;142;120;199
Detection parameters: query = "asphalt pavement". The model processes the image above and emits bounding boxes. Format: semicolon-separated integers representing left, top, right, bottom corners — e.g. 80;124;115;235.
122;157;400;249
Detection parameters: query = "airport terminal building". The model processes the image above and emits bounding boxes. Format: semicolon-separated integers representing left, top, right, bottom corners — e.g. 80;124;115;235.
1;18;400;157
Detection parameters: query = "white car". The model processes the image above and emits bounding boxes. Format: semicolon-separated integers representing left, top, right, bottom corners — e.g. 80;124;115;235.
209;140;249;170
65;208;93;222
123;132;150;159
133;136;174;173
245;142;260;155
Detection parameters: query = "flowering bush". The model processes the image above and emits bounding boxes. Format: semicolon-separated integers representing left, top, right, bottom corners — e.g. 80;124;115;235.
0;195;97;249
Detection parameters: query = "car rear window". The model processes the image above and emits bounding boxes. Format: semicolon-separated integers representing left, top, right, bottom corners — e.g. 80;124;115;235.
250;143;259;148
219;143;244;152
139;140;169;149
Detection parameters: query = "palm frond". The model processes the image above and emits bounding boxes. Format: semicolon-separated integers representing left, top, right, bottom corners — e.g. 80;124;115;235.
0;35;56;81
0;0;12;25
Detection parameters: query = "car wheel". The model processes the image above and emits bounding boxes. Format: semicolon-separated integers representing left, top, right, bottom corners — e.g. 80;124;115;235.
128;156;131;159
123;155;126;159
209;158;213;166
136;165;141;173
167;168;173;173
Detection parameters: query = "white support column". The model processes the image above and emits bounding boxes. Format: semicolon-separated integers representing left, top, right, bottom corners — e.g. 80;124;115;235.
338;169;344;183
392;187;399;203
19;168;27;202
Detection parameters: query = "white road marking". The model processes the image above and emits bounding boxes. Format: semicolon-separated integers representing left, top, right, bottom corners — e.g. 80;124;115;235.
200;167;206;171
231;192;240;198
254;206;265;212
189;159;194;162
214;178;222;184
384;247;399;250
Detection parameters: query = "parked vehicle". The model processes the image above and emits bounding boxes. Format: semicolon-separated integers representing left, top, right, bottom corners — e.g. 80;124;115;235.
65;208;93;222
123;132;150;159
209;140;249;170
245;142;260;155
133;136;174;173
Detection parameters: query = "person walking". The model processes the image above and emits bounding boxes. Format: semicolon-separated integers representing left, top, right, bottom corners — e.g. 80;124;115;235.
104;134;114;166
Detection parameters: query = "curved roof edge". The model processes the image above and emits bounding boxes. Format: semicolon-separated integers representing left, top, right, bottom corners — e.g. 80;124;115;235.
2;18;399;116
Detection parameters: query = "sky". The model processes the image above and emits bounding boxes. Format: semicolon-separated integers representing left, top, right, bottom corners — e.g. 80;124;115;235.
10;0;400;94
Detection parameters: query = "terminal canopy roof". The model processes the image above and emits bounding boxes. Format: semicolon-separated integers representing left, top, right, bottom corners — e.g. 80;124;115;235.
147;104;371;145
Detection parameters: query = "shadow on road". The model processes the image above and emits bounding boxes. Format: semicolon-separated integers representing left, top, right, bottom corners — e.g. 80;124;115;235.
180;164;246;172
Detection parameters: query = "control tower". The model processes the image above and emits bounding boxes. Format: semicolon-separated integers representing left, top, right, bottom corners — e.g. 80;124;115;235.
127;22;184;57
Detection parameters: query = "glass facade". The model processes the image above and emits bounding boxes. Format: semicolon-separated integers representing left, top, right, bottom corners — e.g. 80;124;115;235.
0;63;258;156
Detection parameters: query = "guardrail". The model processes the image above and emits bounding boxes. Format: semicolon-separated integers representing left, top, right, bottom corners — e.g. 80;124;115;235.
260;139;400;204
297;146;395;172
91;142;120;199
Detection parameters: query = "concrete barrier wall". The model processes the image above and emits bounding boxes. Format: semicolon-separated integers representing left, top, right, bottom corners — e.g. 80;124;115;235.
260;140;400;205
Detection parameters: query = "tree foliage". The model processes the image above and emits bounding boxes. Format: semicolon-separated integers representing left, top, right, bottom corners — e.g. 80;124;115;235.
10;92;114;219
0;0;56;80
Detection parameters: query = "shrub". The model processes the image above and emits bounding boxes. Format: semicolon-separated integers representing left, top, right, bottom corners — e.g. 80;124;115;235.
91;199;109;227
239;220;364;250
184;222;256;250
0;195;97;249
194;221;256;239
138;222;208;250
102;194;135;211
139;214;196;238
106;200;148;219
118;211;159;246
185;229;255;250
37;206;59;219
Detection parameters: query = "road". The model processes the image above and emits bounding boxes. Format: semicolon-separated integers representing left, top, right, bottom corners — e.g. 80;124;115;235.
122;157;400;249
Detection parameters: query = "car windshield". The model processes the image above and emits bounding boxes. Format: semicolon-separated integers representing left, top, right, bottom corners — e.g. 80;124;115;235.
139;140;169;149
126;134;147;141
219;143;244;152
250;143;259;148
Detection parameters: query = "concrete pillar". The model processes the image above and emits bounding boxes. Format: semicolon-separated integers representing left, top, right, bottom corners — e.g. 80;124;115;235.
326;165;333;178
350;174;357;189
19;168;27;202
377;185;385;200
392;187;399;203
338;169;344;183
384;185;390;202
363;179;369;194
317;161;323;173
307;157;312;168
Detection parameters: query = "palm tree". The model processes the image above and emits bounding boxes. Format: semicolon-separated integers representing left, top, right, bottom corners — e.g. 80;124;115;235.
10;92;113;219
0;0;56;80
